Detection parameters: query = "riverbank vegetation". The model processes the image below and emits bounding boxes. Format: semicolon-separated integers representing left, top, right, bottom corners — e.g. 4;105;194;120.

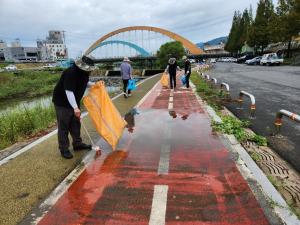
0;70;60;101
0;103;56;150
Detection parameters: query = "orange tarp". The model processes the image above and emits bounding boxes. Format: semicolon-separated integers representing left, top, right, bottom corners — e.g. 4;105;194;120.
83;81;127;150
160;72;169;87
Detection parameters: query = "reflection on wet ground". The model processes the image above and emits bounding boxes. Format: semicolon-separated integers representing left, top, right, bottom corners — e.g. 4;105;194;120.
39;79;270;225
124;108;139;133
39;108;269;225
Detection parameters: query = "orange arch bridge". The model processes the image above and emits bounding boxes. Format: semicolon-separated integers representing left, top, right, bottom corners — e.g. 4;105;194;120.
85;26;203;55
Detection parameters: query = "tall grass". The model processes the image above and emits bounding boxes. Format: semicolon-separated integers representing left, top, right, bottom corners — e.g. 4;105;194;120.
0;103;56;150
0;70;60;100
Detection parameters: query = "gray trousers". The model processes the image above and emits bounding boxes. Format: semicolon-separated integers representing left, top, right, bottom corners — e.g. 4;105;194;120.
54;105;82;151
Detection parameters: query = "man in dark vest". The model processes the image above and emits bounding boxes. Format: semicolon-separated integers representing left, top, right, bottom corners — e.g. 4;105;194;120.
165;58;181;89
52;55;95;159
183;56;191;88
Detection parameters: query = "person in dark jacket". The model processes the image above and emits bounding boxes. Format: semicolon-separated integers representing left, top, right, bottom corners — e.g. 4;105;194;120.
52;55;95;159
165;58;181;89
183;56;191;88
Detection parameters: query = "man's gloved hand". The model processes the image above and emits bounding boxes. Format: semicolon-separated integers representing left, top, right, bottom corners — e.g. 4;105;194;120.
74;108;81;119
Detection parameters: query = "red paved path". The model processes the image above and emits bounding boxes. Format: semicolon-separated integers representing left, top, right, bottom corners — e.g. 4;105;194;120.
39;75;270;225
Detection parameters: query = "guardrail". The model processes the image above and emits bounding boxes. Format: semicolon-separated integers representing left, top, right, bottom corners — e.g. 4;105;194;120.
220;83;230;92
211;78;217;84
237;91;256;119
220;82;230;99
274;110;300;134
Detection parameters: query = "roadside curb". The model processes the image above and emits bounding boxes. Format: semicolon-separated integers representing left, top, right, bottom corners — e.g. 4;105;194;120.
190;80;300;225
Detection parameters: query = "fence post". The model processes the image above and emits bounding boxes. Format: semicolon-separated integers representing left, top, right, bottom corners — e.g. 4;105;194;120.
237;91;256;119
274;110;300;134
220;82;230;99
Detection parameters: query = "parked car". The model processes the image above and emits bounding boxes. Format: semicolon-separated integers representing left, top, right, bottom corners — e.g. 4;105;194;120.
245;56;262;65
209;58;216;63
5;64;17;71
42;63;56;69
260;53;283;66
225;57;237;62
237;55;254;64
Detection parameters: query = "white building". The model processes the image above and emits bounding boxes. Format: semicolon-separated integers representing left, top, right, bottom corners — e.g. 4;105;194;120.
0;40;7;60
11;38;21;47
45;30;68;60
204;42;228;54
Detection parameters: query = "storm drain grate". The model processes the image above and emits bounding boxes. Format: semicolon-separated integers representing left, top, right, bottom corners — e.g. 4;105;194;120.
256;151;275;161
283;185;300;203
261;161;289;175
241;139;300;214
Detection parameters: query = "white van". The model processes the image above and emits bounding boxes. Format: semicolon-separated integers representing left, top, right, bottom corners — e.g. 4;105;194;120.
260;53;283;66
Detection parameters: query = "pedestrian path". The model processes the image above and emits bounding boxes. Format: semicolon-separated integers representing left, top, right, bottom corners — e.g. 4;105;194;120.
38;75;270;225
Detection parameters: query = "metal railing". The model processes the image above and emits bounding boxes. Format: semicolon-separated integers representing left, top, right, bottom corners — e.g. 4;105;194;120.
220;82;230;99
274;110;300;134
211;78;217;84
237;91;256;119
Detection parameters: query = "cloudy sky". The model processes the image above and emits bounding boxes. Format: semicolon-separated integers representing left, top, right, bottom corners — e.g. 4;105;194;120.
0;0;266;57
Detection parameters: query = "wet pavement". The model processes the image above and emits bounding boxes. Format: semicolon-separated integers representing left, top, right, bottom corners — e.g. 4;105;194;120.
38;76;271;224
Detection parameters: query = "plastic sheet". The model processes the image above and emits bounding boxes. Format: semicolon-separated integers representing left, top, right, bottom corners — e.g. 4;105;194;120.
83;81;127;150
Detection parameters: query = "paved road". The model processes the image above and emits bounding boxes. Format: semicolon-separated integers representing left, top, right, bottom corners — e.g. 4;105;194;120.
35;77;276;225
207;63;300;172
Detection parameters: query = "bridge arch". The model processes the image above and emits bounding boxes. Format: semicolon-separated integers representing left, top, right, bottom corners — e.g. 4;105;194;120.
85;26;203;55
92;40;151;56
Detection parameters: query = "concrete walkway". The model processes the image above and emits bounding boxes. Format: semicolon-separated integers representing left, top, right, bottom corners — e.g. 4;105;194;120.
35;75;277;224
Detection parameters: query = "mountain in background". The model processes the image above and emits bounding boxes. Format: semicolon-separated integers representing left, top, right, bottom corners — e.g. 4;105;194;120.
196;36;228;49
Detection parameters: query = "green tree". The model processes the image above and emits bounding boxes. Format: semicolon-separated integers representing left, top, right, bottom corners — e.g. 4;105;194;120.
275;0;300;57
225;11;242;53
226;8;253;53
238;9;252;50
156;41;185;68
247;0;275;53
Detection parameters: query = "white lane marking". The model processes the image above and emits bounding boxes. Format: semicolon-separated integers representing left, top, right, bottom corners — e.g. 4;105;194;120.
169;97;173;102
158;144;171;175
168;102;173;110
164;127;172;140
149;185;169;225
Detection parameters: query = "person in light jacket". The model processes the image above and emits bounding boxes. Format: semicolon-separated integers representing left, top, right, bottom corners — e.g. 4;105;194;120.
120;57;133;98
